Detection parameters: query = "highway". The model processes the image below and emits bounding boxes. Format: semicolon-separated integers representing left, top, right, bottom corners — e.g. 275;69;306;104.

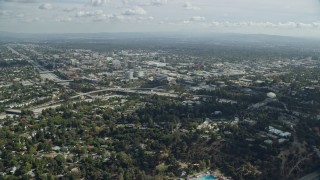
6;45;29;59
8;45;71;86
1;88;179;118
298;169;320;180
70;88;179;99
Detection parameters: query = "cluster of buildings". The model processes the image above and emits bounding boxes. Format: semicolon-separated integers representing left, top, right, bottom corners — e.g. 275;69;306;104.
263;126;292;145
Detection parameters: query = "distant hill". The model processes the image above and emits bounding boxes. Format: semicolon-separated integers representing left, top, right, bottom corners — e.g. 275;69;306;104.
1;31;320;49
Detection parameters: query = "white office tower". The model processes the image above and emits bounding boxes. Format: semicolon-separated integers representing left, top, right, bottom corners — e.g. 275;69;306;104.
126;71;134;80
135;70;145;78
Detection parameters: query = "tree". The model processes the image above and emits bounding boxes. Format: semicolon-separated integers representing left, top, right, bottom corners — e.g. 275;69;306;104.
118;173;124;180
21;162;32;175
55;154;66;172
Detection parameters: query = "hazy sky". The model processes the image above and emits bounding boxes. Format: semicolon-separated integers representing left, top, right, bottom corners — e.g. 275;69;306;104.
1;0;320;37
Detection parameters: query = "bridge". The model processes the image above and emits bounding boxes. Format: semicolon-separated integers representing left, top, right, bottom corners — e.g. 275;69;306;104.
39;71;54;74
70;88;179;100
54;79;74;83
4;109;22;115
298;169;320;180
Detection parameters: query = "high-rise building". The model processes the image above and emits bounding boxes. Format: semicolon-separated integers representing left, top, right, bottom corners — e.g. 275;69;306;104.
134;70;145;78
126;71;134;80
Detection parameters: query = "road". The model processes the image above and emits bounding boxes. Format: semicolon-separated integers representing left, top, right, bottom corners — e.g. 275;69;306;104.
6;45;29;59
248;98;275;110
0;87;179;119
8;45;69;86
70;88;179;100
298;169;320;180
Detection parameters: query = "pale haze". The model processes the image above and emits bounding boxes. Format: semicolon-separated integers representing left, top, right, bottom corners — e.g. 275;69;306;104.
1;0;320;37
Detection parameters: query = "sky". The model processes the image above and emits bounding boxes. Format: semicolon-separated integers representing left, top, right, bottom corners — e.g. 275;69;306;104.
1;0;320;37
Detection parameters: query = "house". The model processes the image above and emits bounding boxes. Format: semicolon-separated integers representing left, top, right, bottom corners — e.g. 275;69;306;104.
268;126;291;137
10;166;17;174
264;139;273;145
278;138;287;144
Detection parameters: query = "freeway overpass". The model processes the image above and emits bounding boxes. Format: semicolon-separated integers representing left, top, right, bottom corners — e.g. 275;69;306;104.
70;88;179;99
298;169;320;180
